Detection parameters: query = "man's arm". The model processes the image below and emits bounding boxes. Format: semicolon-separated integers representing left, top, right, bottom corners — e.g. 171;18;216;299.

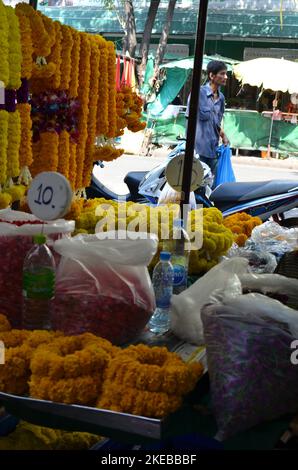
220;97;229;146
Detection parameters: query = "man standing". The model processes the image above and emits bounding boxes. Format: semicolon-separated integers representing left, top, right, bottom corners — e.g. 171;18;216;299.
186;60;229;182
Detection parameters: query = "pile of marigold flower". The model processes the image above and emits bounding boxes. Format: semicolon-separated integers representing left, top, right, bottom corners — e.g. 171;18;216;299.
0;314;203;418
116;85;146;136
223;212;262;247
64;198;234;275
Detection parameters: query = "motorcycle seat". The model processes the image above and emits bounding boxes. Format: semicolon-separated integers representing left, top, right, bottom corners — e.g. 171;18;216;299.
124;172;148;200
210;180;298;205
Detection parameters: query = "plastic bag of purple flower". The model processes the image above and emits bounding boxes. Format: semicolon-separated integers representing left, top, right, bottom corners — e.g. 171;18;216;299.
202;293;298;440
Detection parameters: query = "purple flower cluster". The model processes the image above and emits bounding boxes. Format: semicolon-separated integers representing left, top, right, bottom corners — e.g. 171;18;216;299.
30;90;80;143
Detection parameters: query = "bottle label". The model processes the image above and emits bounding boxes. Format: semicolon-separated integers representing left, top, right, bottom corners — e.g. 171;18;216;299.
172;257;187;286
23;269;55;300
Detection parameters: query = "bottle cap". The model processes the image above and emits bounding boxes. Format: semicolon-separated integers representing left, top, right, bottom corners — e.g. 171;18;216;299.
173;218;184;228
33;234;46;245
160;251;171;261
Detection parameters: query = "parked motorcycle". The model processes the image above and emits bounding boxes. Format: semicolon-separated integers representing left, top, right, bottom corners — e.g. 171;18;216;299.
87;143;298;221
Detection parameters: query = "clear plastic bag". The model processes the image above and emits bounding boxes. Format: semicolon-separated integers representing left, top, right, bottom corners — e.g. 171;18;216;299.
0;209;74;327
158;183;197;209
170;257;248;345
53;232;158;344
250;221;298;260
225;244;277;273
202;293;298;440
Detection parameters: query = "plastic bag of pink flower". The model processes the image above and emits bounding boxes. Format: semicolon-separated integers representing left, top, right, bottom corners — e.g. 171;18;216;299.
52;232;158;345
0;209;75;327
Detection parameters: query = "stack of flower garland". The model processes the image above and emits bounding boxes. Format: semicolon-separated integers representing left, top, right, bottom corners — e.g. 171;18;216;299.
64;199;234;275
115;85;146;136
0;3;146;209
0;314;203;418
0;1;24;208
223;212;262;246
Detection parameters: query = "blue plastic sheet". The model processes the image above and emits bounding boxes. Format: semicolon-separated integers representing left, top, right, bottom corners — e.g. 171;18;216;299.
215;145;236;187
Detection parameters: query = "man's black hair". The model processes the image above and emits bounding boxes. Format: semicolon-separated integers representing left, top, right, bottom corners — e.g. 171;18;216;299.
207;60;227;79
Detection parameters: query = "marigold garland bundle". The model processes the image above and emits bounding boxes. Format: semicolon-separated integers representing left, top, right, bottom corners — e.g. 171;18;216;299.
82;37;101;188
75;33;91;190
57;130;70;179
68;140;77;190
16;11;33;80
223;212;263;246
106;41;117;138
29;333;117;406
0;0;9;87
42;21;62;90
6;110;21;180
30;131;59;177
3;184;26;203
0;313;11;332
0;192;11;209
6;6;22;90
0;329;62;396
96;45;109;137
15;3;51;58
59;25;73;91
93;144;124;162
17;103;33;182
0;421;101;451
68;29;81;99
0;110;9;186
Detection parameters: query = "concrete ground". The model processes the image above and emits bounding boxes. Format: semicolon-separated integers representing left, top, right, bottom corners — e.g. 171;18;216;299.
95;153;298;196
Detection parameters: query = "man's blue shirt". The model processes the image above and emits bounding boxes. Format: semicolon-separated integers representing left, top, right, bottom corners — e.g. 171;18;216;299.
186;84;225;159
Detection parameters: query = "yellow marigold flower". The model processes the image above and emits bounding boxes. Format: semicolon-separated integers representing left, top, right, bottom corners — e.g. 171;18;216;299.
6;6;22;90
0;0;9;87
0;192;11;209
6;110;21;179
0;110;9;185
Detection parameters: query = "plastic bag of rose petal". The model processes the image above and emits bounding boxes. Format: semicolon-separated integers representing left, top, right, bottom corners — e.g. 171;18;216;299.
201;292;298;440
0;209;75;327
52;232;158;345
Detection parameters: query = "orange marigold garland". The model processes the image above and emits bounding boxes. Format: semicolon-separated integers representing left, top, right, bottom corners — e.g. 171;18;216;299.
15;3;51;58
17;103;33;185
16;11;33;80
59;25;73;92
96;45;109;137
68;140;77;190
6;110;21;180
75;33;91;190
30;131;59;177
68;29;81;99
223;212;262;246
57;130;70;179
106;41;117;138
41;21;62;91
82;37;100;188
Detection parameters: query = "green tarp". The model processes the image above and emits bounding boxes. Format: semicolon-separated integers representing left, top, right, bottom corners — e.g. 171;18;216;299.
150;109;298;155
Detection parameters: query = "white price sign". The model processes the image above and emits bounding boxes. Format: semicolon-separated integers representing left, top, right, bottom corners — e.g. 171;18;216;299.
28;172;73;221
166;155;204;192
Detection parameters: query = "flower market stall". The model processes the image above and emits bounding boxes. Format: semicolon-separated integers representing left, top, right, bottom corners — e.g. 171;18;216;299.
0;0;298;453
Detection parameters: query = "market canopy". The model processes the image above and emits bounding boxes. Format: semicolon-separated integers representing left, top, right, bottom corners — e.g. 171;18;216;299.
233;57;298;94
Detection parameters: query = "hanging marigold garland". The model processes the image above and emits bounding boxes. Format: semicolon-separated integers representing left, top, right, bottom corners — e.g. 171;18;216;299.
68;29;81;99
6;110;21;181
96;44;109;137
0;0;9;88
59;25;73;92
0;110;8;187
75;33;91;190
82;37;101;188
30;131;59;177
68;140;77;190
17;103;33;170
106;41;117;139
15;11;33;80
42;21;62;90
6;6;22;91
57;130;70;179
15;3;52;58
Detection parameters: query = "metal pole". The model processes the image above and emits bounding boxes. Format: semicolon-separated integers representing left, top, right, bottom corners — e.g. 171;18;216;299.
180;0;209;218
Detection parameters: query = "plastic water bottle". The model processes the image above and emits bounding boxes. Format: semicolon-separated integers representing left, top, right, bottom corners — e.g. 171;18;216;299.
166;218;190;294
149;252;174;335
22;234;56;330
